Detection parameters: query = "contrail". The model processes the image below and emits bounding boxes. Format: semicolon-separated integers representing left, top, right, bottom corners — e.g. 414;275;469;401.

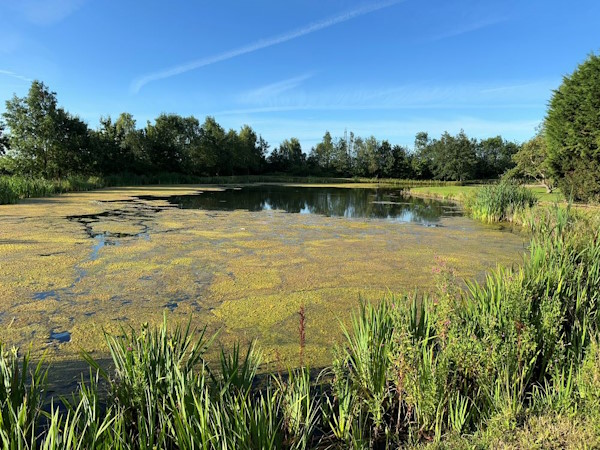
131;0;402;94
0;69;32;83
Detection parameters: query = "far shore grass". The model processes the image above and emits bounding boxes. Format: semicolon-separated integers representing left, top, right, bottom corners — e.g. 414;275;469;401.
409;184;565;203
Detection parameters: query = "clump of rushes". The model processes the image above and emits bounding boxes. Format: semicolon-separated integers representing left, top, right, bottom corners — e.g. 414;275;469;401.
467;180;538;223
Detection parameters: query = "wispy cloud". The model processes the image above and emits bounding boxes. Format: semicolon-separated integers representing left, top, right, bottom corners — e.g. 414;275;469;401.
215;79;557;115
0;69;32;83
429;17;507;41
2;0;86;25
130;0;403;94
239;73;314;103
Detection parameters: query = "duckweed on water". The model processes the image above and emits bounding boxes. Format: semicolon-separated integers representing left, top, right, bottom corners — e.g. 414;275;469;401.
0;184;526;369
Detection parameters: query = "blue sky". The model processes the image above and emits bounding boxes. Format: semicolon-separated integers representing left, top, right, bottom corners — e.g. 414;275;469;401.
0;0;598;150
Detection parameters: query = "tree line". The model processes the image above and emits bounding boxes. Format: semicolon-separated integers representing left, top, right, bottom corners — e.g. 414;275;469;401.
0;80;521;182
3;51;599;201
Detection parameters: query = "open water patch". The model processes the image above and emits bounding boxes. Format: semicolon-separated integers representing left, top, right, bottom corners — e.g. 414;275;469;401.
49;330;71;343
134;185;463;226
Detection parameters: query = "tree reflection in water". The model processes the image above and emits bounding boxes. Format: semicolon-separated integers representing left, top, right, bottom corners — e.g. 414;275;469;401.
144;185;462;226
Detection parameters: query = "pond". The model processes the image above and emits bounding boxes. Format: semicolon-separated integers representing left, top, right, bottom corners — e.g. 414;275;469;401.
0;183;526;372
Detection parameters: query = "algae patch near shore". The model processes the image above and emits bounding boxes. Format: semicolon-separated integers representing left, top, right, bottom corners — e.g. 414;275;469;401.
0;184;527;368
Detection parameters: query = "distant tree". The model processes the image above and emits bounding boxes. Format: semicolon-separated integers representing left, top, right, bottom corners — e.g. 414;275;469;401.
257;136;270;167
411;132;433;179
237;125;265;174
313;131;335;172
93;113;145;174
353;136;379;177
269;138;305;173
476;136;518;179
390;144;412;179
55;111;93;177
377;140;394;177
545;53;600;201
196;116;225;175
347;131;356;174
427;130;477;181
145;114;201;173
506;131;556;193
115;113;146;170
332;136;351;175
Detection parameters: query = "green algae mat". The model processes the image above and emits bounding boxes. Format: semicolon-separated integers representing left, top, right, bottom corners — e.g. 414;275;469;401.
0;184;526;369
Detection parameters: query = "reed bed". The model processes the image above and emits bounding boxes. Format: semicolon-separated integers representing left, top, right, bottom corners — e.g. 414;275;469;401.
465;181;538;223
467;181;538;223
0;175;104;204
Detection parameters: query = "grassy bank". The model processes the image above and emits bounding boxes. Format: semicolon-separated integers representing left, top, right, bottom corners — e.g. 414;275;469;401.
408;182;596;227
1;207;599;448
409;184;564;204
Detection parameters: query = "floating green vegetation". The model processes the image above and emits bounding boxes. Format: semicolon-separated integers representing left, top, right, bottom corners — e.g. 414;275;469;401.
0;185;526;370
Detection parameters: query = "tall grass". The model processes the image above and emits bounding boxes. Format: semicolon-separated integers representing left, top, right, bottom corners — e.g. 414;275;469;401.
467;181;538;223
1;208;599;447
0;175;105;204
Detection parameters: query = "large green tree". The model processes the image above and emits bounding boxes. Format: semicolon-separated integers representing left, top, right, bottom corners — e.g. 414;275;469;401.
313;131;335;171
144;114;200;173
195;116;225;175
3;80;91;178
389;144;412;179
332;136;351;175
236;125;266;174
545;53;600;201
411;132;433;179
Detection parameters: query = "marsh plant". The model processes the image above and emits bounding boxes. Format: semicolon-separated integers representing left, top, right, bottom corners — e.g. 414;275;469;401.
467;180;538;223
1;208;600;448
0;175;104;204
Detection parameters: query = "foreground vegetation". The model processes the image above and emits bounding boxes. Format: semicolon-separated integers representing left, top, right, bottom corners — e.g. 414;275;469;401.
1;204;599;448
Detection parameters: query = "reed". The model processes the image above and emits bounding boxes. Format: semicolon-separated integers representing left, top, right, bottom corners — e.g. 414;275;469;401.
467;181;538;223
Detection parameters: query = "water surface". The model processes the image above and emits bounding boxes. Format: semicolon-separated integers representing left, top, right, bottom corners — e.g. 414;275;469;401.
140;185;462;226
